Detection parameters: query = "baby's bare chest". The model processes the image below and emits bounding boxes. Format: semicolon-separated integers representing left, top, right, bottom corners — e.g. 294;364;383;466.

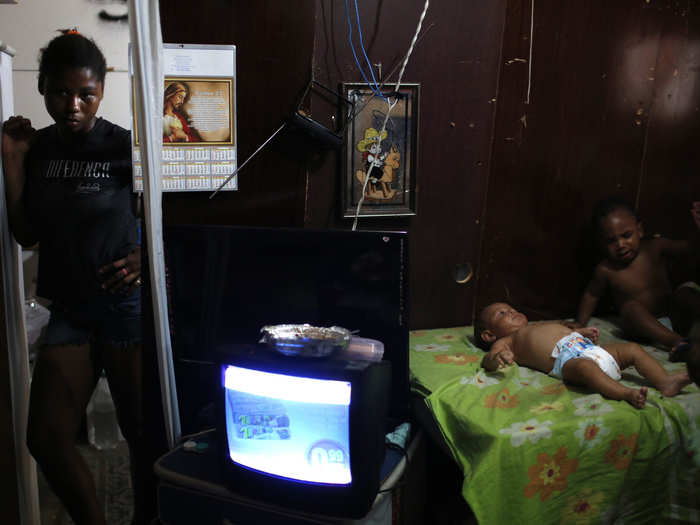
607;252;669;295
513;324;572;363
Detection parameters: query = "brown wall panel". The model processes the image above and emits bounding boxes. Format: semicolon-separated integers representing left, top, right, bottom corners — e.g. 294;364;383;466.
636;7;700;283
161;0;506;330
158;1;697;328
160;1;317;227
309;0;507;329
477;1;700;320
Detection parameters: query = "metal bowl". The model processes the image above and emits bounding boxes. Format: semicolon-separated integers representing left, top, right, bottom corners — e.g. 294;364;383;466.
260;324;352;358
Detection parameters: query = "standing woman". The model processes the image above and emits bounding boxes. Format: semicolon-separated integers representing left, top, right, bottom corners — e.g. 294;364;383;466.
2;31;145;525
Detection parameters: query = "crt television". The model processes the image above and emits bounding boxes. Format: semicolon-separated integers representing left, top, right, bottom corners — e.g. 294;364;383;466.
163;225;410;432
215;343;391;518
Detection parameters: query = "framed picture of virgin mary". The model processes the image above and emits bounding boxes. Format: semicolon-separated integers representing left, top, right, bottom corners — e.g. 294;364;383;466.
342;82;419;217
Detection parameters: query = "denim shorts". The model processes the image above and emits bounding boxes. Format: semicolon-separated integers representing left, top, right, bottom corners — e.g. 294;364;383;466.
44;291;142;347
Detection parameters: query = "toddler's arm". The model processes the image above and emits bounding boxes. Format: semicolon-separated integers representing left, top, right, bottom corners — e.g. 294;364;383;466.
691;202;700;250
577;326;599;344
572;265;607;327
656;202;700;256
481;339;515;372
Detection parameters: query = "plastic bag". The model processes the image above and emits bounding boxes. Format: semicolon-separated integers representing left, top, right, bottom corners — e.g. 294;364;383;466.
24;298;50;346
86;373;124;450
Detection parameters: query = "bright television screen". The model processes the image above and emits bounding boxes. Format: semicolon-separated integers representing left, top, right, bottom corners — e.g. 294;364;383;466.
223;365;352;485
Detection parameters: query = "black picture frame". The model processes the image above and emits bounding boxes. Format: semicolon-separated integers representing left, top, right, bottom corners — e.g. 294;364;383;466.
342;82;419;217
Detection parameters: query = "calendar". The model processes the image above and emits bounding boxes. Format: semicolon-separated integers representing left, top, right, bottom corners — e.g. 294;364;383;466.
130;44;237;192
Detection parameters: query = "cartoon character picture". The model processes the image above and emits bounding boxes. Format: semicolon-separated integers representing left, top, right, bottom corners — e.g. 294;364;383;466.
355;127;400;200
379;144;400;198
342;83;418;216
163;81;201;143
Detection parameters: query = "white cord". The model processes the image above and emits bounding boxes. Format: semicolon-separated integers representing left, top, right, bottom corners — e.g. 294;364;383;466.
525;0;535;104
393;0;429;92
352;0;429;230
351;98;397;230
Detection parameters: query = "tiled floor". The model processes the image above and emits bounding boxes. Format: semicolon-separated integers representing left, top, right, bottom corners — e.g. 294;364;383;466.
38;440;133;525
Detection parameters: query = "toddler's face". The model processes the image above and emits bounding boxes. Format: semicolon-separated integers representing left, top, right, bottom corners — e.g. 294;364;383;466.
483;303;528;339
599;209;642;265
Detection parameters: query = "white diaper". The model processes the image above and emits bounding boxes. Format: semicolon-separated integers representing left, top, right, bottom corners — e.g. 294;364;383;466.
657;317;673;331
549;332;621;381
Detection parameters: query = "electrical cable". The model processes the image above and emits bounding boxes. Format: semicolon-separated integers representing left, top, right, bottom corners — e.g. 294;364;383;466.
348;22;434;119
352;0;386;101
351;0;429;230
526;0;535;104
377;442;410;493
344;0;385;100
209;122;287;198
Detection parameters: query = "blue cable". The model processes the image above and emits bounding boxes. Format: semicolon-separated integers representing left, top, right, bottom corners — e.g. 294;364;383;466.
353;0;386;100
344;0;387;102
344;0;378;95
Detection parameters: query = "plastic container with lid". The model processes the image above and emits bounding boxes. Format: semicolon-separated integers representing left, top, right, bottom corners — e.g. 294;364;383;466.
336;336;384;362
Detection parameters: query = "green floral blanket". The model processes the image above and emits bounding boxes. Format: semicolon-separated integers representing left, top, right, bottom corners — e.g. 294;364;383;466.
410;318;700;524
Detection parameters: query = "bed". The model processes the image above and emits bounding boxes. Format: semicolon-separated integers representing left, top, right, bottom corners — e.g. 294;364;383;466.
409;317;700;524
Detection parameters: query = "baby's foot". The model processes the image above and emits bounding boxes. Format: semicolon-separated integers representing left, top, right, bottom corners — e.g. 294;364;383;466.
657;372;691;397
625;386;648;409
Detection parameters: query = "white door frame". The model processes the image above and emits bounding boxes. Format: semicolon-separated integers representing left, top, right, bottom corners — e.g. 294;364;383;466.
0;41;41;525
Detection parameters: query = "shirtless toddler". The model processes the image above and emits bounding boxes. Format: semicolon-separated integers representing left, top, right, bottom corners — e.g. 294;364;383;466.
569;198;700;356
476;303;690;408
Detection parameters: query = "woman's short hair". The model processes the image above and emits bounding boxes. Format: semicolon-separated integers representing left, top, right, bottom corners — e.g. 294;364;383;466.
38;31;106;94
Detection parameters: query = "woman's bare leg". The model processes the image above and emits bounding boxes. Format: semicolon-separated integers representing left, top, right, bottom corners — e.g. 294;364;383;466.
101;343;149;525
27;343;104;525
620;300;682;348
561;358;648;408
604;342;690;396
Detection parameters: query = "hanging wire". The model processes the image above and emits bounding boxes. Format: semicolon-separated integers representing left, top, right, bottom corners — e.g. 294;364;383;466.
344;0;386;101
525;0;535;104
351;0;430;230
346;22;434;123
353;0;385;99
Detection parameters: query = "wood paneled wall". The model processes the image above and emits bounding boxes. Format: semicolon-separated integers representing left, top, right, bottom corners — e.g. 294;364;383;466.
146;2;700;519
160;0;698;327
308;1;507;330
160;1;316;227
477;0;700;320
160;0;507;329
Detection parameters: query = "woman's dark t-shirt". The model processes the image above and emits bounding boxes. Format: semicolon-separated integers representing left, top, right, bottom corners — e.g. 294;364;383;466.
24;118;138;306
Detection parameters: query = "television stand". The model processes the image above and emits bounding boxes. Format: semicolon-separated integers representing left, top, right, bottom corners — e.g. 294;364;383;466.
153;427;425;524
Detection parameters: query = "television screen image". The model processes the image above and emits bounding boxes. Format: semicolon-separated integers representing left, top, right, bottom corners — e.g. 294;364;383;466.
223;364;352;485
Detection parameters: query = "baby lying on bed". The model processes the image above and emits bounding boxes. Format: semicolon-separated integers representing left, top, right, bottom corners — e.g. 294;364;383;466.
475;302;690;408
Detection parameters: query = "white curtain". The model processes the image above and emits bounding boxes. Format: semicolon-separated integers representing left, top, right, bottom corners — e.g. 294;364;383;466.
128;0;181;448
0;42;41;525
